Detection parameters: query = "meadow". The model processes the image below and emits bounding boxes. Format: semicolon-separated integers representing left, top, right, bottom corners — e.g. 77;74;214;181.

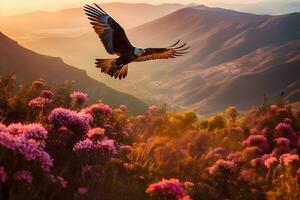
0;73;299;200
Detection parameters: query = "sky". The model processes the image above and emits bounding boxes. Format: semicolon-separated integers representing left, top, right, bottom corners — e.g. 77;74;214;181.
0;0;273;15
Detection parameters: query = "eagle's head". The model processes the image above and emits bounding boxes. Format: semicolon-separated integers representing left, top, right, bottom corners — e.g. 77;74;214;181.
134;48;145;56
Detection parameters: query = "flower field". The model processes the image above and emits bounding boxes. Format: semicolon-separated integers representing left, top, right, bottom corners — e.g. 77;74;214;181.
0;74;299;200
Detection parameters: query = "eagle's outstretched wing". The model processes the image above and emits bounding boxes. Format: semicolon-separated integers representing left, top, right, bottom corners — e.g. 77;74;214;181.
84;4;133;55
134;40;189;62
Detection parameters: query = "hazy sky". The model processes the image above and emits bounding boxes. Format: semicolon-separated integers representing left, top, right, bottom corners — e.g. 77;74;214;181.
0;0;296;15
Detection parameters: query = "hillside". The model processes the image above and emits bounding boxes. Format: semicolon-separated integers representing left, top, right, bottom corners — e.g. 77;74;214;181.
0;32;147;114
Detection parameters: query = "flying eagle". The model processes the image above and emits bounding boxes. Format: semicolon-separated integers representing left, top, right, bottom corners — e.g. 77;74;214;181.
84;3;189;80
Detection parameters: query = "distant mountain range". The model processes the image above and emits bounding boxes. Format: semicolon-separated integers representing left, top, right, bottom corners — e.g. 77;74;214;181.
128;6;300;114
0;3;299;115
208;0;300;15
0;32;147;115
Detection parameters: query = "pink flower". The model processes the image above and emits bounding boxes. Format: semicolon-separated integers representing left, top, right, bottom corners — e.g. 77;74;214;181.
48;108;92;133
29;97;52;108
232;127;243;134
283;118;293;125
87;128;105;140
296;168;300;183
205;147;226;160
148;106;160;115
0;166;7;183
146;178;190;200
136;115;146;121
78;187;88;194
270;105;279;113
242;135;269;152
264;157;278;169
119;105;128;112
250;154;271;168
57;176;67;188
82;165;93;175
279;153;299;166
83;103;112;115
70;91;88;105
13;170;33;183
119;145;132;153
208;159;236;176
239;170;252;182
183;181;194;189
226;152;242;163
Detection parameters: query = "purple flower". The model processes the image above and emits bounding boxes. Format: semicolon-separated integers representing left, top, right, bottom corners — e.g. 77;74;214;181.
29;97;52;108
0;166;7;183
5;123;48;142
78;187;88;194
0;127;53;171
275;123;298;148
272;137;291;155
23;123;48;141
98;139;117;154
242;135;269;152
41;90;54;99
73;139;95;151
208;159;236;176
146;178;190;200
13;170;33;183
70;91;88;105
48;108;92;133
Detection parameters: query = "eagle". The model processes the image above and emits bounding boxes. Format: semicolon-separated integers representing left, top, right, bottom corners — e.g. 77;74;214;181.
84;3;189;80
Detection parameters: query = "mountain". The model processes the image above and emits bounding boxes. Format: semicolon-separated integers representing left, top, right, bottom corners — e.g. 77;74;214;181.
126;7;300;114
209;1;300;15
1;5;299;115
0;32;147;114
0;3;184;39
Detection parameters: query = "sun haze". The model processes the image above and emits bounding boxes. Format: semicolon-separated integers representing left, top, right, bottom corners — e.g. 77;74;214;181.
0;0;280;15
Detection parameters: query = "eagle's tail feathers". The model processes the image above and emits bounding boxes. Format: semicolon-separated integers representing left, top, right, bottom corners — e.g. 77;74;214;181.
95;59;128;80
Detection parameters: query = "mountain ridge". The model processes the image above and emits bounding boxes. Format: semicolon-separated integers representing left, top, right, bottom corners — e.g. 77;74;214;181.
0;32;147;114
